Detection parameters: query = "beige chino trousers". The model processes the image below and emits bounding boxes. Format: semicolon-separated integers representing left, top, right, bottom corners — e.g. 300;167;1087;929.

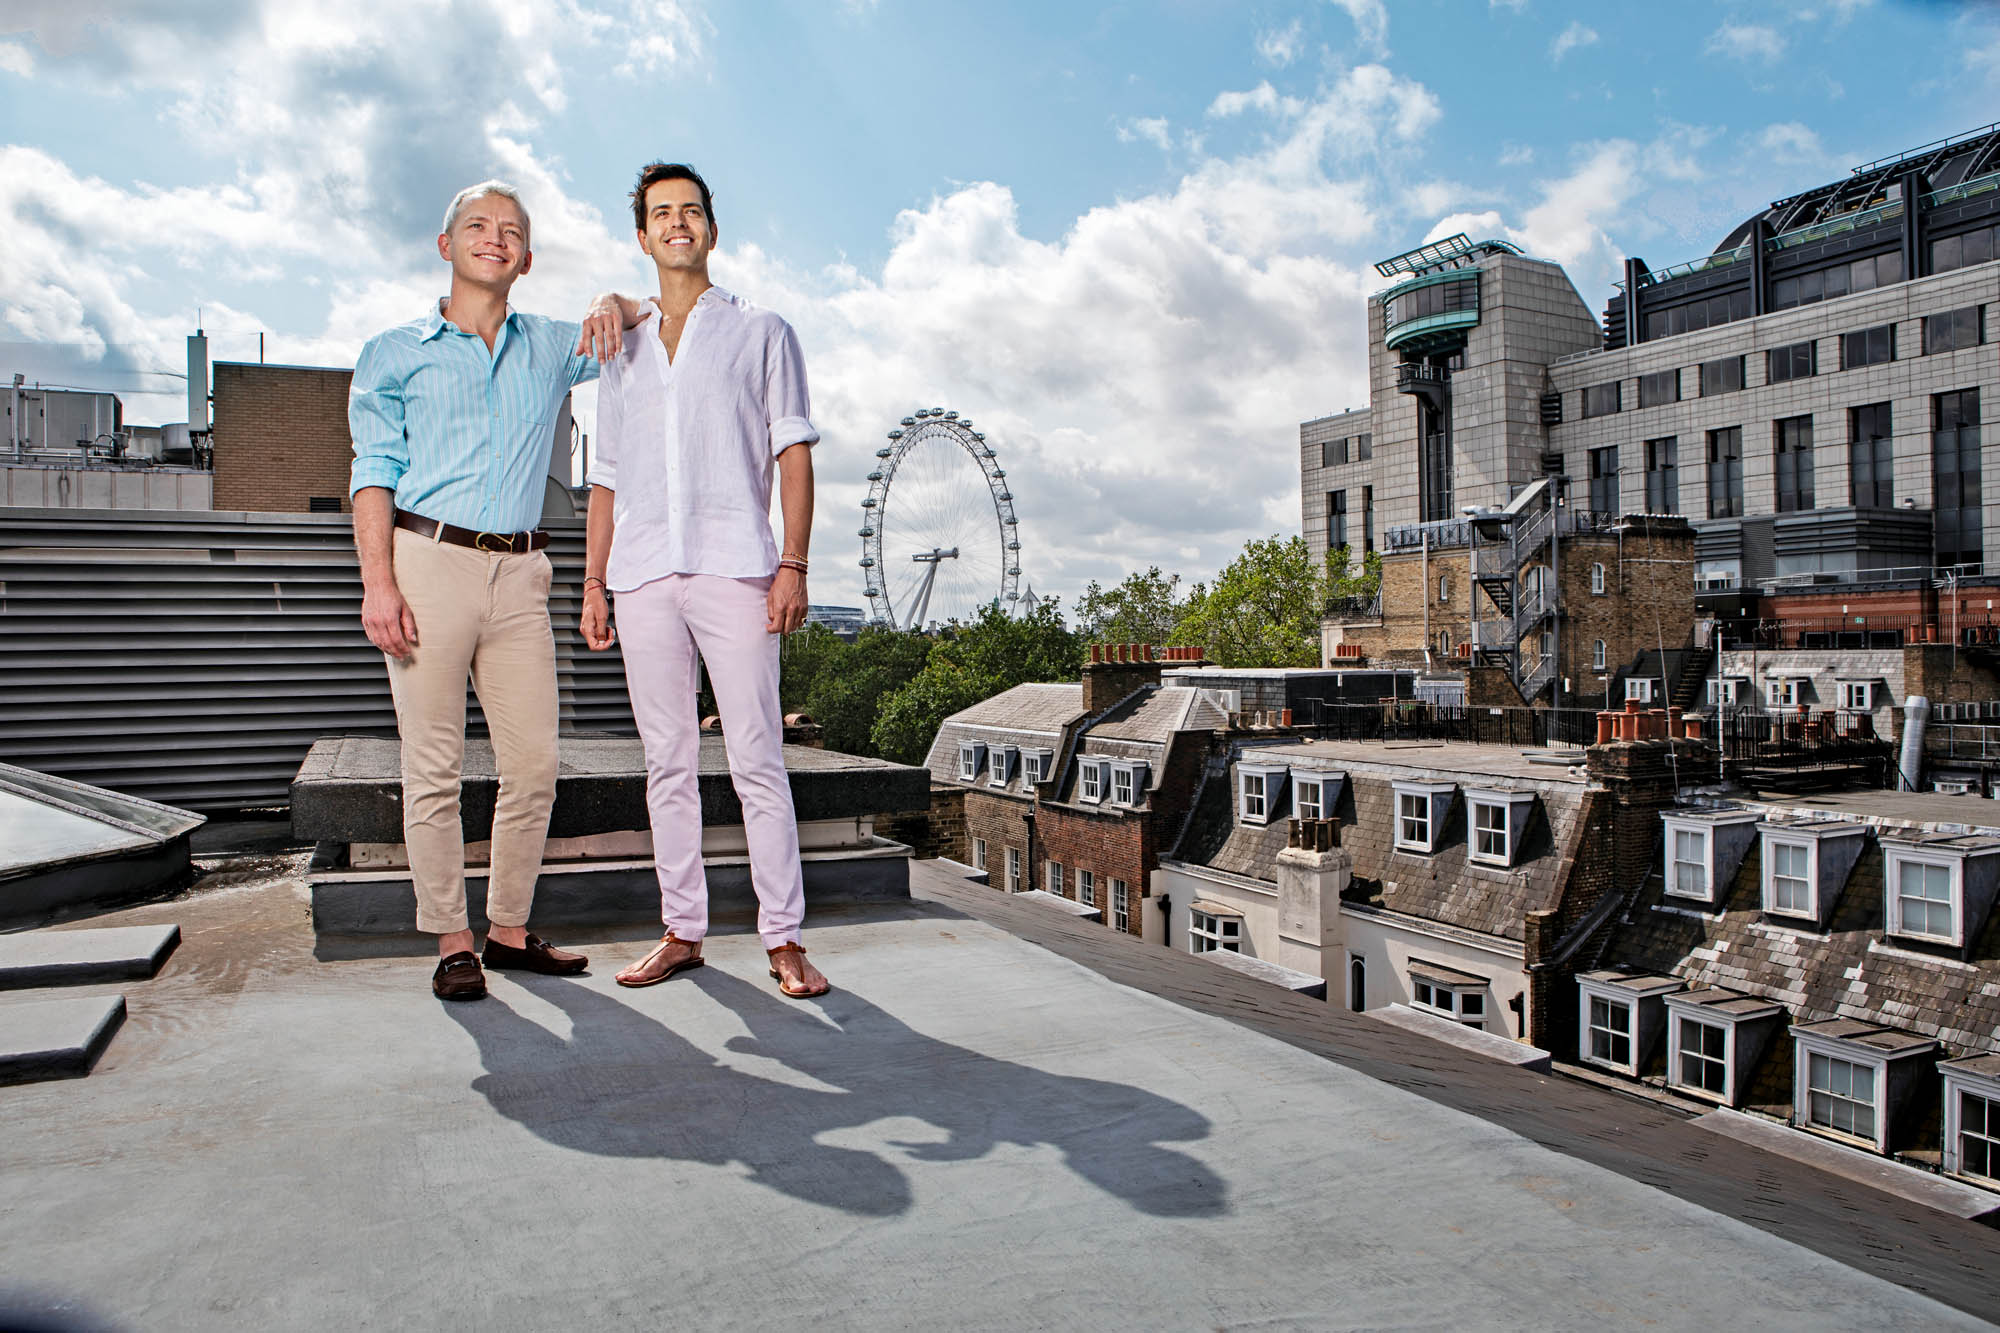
383;527;559;935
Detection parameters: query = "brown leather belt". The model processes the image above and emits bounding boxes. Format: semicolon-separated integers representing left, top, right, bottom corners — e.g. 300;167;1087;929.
394;511;548;553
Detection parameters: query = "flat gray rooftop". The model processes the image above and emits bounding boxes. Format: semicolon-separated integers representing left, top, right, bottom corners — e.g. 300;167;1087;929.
1760;785;2000;830
1249;737;1591;784
1;859;1994;1329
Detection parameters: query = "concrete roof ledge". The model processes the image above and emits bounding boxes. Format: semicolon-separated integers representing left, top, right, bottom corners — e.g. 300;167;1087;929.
1014;889;1101;921
1369;1003;1552;1072
1201;950;1329;998
1696;1108;2000;1223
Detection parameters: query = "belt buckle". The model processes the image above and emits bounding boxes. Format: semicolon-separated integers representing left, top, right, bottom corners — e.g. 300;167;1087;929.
474;531;512;553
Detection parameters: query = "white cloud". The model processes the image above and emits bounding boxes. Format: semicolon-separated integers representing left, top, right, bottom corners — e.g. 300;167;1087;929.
1116;117;1172;151
1758;122;1825;161
1329;0;1390;58
1208;82;1304;119
1498;143;1535;167
1550;22;1597;64
1489;0;1527;10
1256;18;1304;68
1706;23;1785;63
0;41;34;76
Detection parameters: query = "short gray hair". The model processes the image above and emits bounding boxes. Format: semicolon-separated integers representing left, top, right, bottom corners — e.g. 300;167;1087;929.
441;180;531;241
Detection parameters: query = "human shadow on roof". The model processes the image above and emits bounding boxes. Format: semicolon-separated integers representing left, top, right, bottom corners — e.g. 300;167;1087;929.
445;967;1228;1220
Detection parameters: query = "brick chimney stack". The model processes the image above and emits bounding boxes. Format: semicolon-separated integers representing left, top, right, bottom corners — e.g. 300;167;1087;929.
1082;642;1169;712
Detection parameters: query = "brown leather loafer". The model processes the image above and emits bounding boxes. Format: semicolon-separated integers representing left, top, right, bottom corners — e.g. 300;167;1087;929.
482;932;588;976
433;951;487;1001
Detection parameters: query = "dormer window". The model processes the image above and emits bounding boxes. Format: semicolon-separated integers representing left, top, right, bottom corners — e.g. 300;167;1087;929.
1625;677;1655;703
1022;749;1052;785
1392;781;1455;853
1840;680;1874;711
988;746;1017;788
1239;764;1288;825
1079;759;1106;804
1663;988;1786;1106
1465;789;1535;867
957;742;987;783
1943;1056;2000;1183
1792;1019;1939;1155
1708;677;1746;707
1660;809;1758;906
1409;961;1489;1030
1879;833;2000;950
1107;760;1148;806
1756;821;1868;927
1288;769;1344;822
1766;676;1804;708
1576;972;1684;1076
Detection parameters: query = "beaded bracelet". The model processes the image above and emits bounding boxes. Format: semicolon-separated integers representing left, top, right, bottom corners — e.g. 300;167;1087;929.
778;557;809;574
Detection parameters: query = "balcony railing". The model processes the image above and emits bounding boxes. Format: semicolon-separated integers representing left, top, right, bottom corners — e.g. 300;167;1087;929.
1324;592;1383;622
1312;702;1601;748
1716;706;1894;790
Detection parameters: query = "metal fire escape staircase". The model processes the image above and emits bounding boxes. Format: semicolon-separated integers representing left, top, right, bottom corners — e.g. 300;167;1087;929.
1470;479;1562;702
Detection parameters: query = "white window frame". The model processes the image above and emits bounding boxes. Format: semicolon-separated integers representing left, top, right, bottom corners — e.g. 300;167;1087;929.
1762;835;1818;919
1345;951;1366;1012
1590;562;1606;595
1005;845;1022;892
1767;677;1801;708
1239;765;1286;825
1943;1065;2000;1183
1625;676;1655;703
1410;975;1488;1030
972;837;987;872
1667;1011;1733;1102
1796;1044;1883;1150
1111;766;1134;805
1106;760;1147;806
1840;681;1874;711
1667;822;1709;901
988;746;1016;788
1045;860;1063;895
957;742;986;783
1079;759;1105;804
1392;781;1454;854
1592;639;1606;673
1022;750;1045;785
1437;573;1450;604
1582;993;1637;1073
1708;677;1745;707
1882;849;1963;946
1465;789;1534;868
1110;878;1129;931
1189;907;1242;953
1294;776;1324;822
1077;867;1095;908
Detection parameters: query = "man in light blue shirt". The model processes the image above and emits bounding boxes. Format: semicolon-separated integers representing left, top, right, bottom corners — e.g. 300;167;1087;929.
348;180;625;1001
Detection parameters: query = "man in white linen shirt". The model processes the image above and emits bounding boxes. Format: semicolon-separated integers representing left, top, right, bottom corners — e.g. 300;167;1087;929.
581;161;830;998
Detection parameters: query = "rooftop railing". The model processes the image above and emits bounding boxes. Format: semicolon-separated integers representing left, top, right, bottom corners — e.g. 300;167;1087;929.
1312;701;1601;748
1767;198;1904;251
1923;168;2000;209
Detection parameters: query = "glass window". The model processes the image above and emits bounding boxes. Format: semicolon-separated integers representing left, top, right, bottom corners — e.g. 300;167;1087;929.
1768;340;1816;383
1356;433;1372;460
1677;1017;1729;1095
1699;356;1745;396
1046;860;1062;894
1807;1052;1877;1141
1327;490;1347;553
1077;867;1094;907
1894;859;1956;940
1583;381;1621;418
1110;879;1128;932
1770;841;1812;914
1081;762;1103;802
1706;427;1743;518
1362;485;1374;555
1006;846;1021;892
1774;415;1814;513
1672;827;1707;898
1295;779;1323;822
1849;403;1894;508
959;746;980;781
1842;323;1895;369
1588;996;1633;1067
1960;1090;1999;1180
1591;562;1606;595
973;838;986;871
1437;574;1450;604
1934;388;1983;568
1638;368;1680;408
1840;681;1872;711
1112;767;1135;805
1397;791;1431;849
1589;445;1619;513
1322;436;1347;468
1240;771;1265;820
1924;306;1983;355
989;748;1010;787
1348;954;1366;1011
1472;800;1509;863
1385;277;1478;328
1645;437;1678;512
1190;909;1241;954
1592;639;1606;672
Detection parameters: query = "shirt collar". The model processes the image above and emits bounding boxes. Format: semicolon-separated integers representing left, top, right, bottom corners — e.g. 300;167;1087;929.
642;285;737;324
422;298;521;341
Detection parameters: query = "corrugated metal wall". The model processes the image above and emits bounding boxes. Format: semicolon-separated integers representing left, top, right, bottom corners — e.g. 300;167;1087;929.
0;508;637;812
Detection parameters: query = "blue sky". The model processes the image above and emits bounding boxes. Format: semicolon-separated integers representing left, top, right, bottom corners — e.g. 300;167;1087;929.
4;0;1999;616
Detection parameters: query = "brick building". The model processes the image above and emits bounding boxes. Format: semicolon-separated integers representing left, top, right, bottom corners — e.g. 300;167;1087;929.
210;363;356;513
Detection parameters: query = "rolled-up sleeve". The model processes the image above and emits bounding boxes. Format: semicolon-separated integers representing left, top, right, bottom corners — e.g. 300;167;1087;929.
347;335;410;498
767;321;819;457
552;319;600;387
585;342;621;491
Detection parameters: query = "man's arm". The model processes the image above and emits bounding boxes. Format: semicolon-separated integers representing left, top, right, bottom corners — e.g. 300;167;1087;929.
575;293;648;361
581;484;616;651
767;443;813;635
347;338;417;658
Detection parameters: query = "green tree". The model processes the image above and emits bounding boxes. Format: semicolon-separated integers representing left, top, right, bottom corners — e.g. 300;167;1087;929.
1323;544;1383;608
1170;534;1325;668
778;622;850;711
802;626;933;756
868;602;1085;765
1073;565;1185;645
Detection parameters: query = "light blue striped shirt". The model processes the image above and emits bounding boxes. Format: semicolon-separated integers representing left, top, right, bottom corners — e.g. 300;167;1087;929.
348;301;598;533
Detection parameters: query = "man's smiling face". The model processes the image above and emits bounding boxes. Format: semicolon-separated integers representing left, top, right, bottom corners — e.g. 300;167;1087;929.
639;177;714;273
439;193;532;290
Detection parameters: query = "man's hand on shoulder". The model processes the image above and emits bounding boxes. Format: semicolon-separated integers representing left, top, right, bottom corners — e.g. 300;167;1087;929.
576;292;645;360
767;567;808;635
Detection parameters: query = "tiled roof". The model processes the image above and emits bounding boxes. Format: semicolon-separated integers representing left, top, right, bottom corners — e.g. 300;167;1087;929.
1090;687;1227;743
1172;750;1592;942
1595;817;2000;1062
924;683;1086;789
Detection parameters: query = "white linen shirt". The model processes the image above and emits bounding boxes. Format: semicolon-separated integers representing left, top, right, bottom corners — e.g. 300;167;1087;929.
587;286;818;590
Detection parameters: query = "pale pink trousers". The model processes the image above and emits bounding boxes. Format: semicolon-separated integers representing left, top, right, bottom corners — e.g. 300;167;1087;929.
613;573;805;948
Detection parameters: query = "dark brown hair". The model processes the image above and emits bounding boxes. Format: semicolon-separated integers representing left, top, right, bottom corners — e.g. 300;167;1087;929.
630;162;715;233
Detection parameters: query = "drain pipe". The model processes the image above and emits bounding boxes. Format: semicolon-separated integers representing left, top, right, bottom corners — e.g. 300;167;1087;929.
1900;695;1929;792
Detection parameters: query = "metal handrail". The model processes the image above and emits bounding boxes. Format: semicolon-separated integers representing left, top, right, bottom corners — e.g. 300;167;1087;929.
1768;199;1904;251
